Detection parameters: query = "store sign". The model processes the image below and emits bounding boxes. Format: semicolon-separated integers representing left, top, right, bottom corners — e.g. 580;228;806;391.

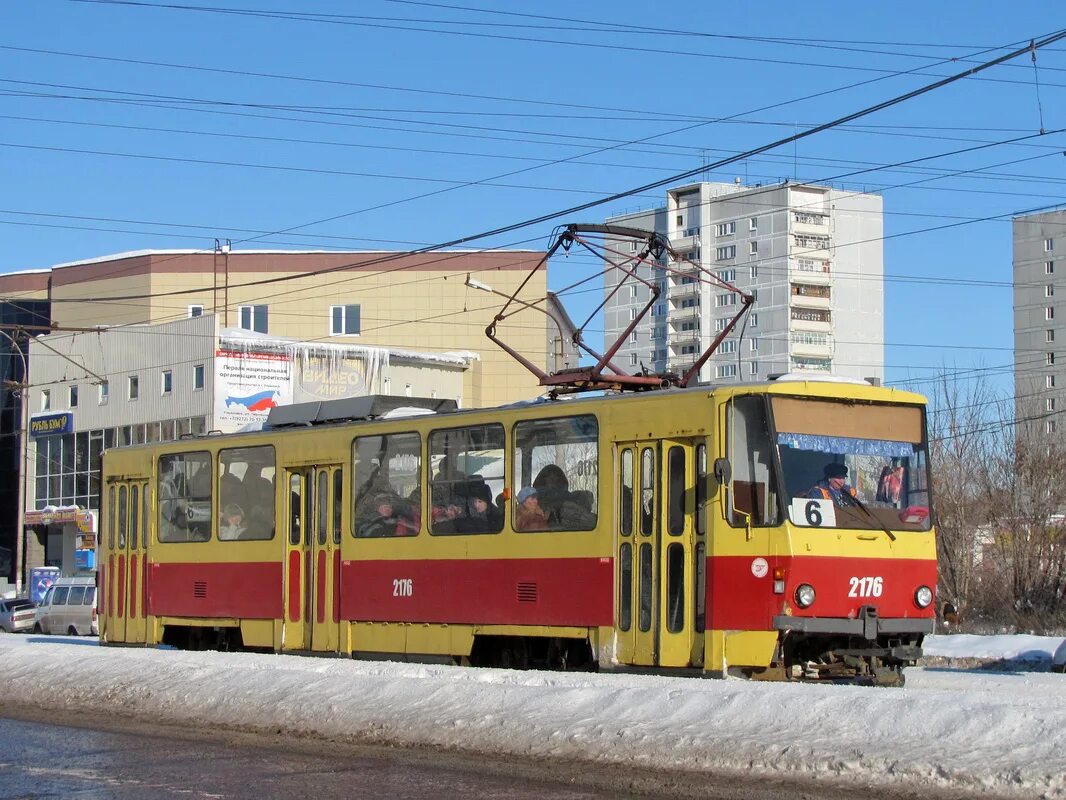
29;412;73;437
24;508;97;532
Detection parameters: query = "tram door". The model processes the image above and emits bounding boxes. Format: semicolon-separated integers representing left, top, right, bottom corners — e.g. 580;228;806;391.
103;480;149;643
615;440;698;667
282;465;343;652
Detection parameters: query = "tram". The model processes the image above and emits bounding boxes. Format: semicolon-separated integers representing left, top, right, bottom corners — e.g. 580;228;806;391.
99;378;936;685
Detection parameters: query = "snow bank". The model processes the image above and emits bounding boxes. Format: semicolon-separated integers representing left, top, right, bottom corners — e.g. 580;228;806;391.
2;635;1065;798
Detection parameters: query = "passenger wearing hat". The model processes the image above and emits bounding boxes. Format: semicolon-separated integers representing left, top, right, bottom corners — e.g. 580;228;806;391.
807;463;858;507
458;479;502;534
514;486;548;531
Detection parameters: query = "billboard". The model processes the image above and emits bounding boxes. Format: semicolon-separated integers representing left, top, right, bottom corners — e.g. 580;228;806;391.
213;349;293;434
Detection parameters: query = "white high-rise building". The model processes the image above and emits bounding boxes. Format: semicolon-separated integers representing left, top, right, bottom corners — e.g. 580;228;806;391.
604;181;884;384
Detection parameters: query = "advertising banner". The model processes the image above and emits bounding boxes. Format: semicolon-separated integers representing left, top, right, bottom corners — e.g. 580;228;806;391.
29;566;61;604
213;349;293;433
29;412;74;437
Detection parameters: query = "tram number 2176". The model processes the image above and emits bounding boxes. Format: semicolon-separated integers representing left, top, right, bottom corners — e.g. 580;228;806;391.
848;576;883;598
392;578;413;597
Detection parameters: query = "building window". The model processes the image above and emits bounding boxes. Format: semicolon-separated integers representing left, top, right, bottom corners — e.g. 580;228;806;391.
750;313;758;328
69;386;78;408
238;304;269;334
714;318;728;332
1047;261;1055;275
1048;329;1056;343
715;293;737;307
715;269;736;283
749;241;758;255
630;331;638;343
330;304;361;336
193;364;205;391
750;288;758;303
749;217;757;231
128;375;139;400
719;340;737;354
1049;353;1056;366
1047;397;1056;412
1048;420;1057;434
1048;307;1056;320
629;353;638;367
750;338;759;351
750;265;758;279
1048;285;1055;297
716;245;736;261
676;214;683;227
630;285;638;300
715;221;735;236
716;364;737;378
1047;375;1056;389
1046;238;1055;252
99;382;109;405
188;305;204;318
40;389;50;411
749;361;758;375
629;308;636;321
162;370;173;394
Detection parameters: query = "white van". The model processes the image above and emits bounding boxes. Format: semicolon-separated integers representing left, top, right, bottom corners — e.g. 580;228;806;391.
34;576;98;636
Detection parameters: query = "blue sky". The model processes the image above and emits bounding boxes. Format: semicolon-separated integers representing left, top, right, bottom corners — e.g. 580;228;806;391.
3;1;1065;398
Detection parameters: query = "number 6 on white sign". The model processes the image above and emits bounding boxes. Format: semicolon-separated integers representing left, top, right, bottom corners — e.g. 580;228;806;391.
789;498;836;528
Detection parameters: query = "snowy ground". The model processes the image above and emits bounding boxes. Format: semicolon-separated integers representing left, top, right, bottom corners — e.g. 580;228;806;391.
2;633;1065;799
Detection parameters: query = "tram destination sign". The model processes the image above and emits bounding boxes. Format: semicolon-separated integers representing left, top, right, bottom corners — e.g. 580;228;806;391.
29;412;74;437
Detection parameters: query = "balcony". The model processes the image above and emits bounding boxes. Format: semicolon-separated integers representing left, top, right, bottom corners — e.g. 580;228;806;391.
790;258;832;284
668;281;700;300
791;212;829;236
789;331;834;358
668;328;701;348
669;254;700;274
668;356;699;374
671;231;699;251
790;294;831;311
790;309;832;332
670;304;701;321
790;234;831;256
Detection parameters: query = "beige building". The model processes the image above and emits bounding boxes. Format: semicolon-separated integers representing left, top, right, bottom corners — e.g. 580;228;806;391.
0;247;551;588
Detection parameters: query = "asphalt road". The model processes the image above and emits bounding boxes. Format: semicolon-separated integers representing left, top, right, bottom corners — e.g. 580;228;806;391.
0;705;993;800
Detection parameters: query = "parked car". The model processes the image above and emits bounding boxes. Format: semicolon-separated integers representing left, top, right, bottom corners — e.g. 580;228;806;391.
33;576;98;636
1054;639;1066;674
0;598;36;633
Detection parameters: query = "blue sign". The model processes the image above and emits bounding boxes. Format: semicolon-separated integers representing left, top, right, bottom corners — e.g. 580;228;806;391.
74;549;95;570
29;566;60;604
29;412;73;437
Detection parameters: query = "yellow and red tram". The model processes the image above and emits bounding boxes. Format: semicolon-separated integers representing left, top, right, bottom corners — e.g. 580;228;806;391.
99;379;936;684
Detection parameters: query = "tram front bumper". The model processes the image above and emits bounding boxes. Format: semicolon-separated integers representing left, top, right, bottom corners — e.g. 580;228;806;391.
772;607;934;641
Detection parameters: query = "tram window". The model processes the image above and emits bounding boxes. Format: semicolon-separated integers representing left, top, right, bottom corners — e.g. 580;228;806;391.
316;471;328;546
332;470;343;545
107;486;116;549
158;451;212;542
219;446;276;541
130;485;140;550
694;542;706;632
724;396;781;528
639;447;655;536
666;543;685;633
513;415;598;532
429;424;504;536
619;543;632;632
638;542;653;632
696;444;708;537
289;473;302;545
620;448;633;536
353;432;422;538
117;485;127;548
142;482;150;548
667;446;686;536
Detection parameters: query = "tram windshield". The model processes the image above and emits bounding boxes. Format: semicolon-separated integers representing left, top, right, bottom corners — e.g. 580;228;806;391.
770;397;932;532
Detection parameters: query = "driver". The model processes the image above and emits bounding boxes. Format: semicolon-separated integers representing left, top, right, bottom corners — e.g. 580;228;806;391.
807;463;858;507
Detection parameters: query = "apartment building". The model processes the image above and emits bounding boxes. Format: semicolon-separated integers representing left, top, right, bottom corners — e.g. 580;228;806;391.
1013;208;1066;433
604;181;885;384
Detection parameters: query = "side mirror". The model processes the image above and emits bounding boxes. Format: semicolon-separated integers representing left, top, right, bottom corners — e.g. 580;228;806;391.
713;457;731;485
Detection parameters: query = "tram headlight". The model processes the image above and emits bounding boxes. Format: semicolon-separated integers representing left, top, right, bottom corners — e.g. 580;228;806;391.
795;583;816;608
914;585;933;609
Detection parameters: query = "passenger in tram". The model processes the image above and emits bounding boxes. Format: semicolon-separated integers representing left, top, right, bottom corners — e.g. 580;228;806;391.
395;487;421;536
430;487;459;534
514;486;548;531
533;464;595;529
458;480;501;533
219;503;247;540
244;475;275;534
359;493;400;537
806;463;858;508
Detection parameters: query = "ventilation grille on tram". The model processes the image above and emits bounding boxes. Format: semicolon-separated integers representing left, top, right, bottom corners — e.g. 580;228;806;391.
516;582;538;603
193;581;208;599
